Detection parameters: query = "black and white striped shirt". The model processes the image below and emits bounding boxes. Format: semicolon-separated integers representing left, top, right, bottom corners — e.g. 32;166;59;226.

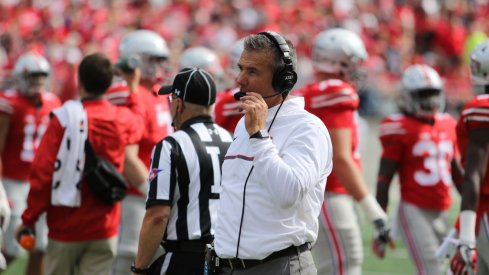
146;115;232;242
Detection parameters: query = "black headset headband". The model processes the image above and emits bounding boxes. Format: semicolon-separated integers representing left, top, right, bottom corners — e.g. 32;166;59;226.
258;31;293;66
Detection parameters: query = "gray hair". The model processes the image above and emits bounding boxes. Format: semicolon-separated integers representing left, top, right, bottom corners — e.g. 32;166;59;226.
243;33;297;73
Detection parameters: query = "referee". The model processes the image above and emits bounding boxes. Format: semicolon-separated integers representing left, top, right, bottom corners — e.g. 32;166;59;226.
131;68;233;275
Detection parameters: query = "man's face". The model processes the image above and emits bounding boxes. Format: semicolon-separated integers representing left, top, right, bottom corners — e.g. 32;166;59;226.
236;49;275;98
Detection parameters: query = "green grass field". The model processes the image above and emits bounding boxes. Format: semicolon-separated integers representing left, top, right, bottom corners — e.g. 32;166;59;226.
3;119;461;274
3;208;457;275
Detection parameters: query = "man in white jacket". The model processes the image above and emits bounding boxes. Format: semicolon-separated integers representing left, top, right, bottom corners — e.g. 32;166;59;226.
214;31;333;275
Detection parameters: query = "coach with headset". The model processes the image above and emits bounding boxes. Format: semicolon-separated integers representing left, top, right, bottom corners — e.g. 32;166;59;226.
214;32;333;274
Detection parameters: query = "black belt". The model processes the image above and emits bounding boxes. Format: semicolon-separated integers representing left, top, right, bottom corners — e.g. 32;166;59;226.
219;243;311;270
162;240;209;253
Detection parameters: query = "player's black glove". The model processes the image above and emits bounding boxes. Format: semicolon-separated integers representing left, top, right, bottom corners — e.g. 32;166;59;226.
371;218;394;258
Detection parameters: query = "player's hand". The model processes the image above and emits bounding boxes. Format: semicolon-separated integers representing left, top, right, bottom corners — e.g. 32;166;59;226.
450;243;477;275
371;218;395;259
115;67;141;94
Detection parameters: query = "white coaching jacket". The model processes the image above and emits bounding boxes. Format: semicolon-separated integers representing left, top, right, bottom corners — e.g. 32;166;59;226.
215;96;333;260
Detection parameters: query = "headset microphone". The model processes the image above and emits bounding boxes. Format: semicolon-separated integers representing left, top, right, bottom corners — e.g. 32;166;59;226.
233;91;246;101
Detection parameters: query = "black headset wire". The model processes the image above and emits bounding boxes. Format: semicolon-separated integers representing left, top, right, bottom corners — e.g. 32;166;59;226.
234;98;286;261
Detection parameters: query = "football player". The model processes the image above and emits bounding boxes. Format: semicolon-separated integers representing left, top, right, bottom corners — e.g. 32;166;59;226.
214;38;244;134
451;39;489;275
295;28;390;275
376;64;463;274
106;30;173;275
0;52;61;275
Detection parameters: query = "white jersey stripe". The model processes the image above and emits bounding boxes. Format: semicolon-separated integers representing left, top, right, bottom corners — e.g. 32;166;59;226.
462;107;489;116
311;95;358;109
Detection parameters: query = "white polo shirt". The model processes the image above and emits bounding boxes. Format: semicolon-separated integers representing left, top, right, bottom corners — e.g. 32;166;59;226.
215;96;333;260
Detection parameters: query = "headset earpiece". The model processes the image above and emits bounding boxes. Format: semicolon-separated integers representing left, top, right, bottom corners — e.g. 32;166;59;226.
258;31;298;94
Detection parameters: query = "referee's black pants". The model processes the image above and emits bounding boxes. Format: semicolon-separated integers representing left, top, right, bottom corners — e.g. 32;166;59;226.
148;250;205;275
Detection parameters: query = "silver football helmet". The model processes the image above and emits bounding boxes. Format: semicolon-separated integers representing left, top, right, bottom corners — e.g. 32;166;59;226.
399;64;445;119
118;30;170;84
227;38;245;80
470;39;489;87
13;52;50;95
179;46;225;90
312;28;368;81
179;47;223;79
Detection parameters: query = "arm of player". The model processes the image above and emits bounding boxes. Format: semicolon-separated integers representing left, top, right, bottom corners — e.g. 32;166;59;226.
329;128;386;221
123;144;149;194
133;204;170;273
376;157;399;211
460;127;489;213
329;128;370;201
451;157;464;195
451;127;489;275
329;128;391;253
372;157;399;259
117;67;141;94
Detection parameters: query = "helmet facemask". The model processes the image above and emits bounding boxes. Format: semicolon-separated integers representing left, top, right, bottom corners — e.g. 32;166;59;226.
402;88;444;119
139;54;171;86
18;72;49;96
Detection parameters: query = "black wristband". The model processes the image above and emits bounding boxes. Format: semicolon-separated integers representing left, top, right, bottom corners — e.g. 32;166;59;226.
131;263;149;274
250;129;269;139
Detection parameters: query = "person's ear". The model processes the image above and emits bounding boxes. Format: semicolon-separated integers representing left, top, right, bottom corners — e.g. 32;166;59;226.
177;99;183;113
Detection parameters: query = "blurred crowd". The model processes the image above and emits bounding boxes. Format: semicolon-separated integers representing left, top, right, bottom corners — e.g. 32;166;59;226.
1;0;488;115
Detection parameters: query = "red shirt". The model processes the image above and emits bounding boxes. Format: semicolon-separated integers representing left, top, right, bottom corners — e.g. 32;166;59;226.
106;82;171;196
0;90;61;181
214;88;242;134
21;96;143;242
456;94;489;214
295;79;360;194
380;113;458;211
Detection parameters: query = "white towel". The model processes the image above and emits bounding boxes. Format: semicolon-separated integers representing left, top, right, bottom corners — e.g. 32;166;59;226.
51;100;87;207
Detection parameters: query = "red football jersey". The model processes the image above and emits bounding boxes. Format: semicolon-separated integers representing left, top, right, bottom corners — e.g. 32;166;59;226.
456;94;489;213
296;79;360;194
106;81;172;195
0;90;61;181
214;88;242;134
380;113;458;210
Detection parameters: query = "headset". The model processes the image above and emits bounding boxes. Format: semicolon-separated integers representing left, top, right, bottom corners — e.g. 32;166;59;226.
234;31;298;101
259;31;298;94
